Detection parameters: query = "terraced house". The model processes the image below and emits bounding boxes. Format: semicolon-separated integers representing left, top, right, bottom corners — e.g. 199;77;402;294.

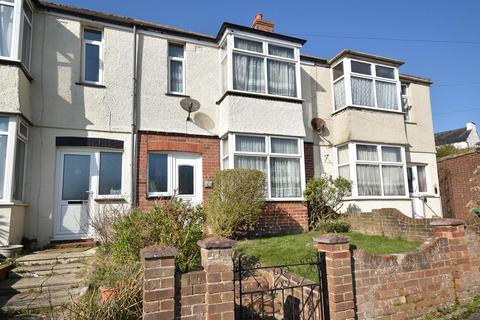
0;0;442;247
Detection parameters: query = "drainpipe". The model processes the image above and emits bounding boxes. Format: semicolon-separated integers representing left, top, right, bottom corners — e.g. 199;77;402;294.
130;25;138;207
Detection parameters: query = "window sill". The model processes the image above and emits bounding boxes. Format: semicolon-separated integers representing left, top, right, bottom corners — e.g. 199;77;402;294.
94;196;126;202
405;121;418;125
266;197;305;202
146;194;173;200
75;82;106;88
344;196;410;201
332;105;404;116
216;90;303;105
165;92;190;98
0;58;34;81
0;201;29;207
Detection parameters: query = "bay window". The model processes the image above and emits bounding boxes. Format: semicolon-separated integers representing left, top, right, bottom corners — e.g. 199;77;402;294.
222;134;305;200
13;121;27;200
0;117;9;200
222;34;301;99
332;59;401;112
20;0;32;69
336;143;407;197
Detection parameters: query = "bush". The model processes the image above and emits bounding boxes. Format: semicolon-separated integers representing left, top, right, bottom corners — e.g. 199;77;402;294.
106;198;205;273
207;169;266;238
314;219;351;233
304;175;352;228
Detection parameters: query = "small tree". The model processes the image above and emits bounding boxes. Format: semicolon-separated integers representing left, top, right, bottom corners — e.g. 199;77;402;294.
207;169;266;238
304;175;352;228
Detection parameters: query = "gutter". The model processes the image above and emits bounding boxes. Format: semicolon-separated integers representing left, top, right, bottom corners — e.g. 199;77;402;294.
131;25;138;207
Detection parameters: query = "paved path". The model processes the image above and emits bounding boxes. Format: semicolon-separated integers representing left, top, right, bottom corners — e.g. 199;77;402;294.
0;247;96;318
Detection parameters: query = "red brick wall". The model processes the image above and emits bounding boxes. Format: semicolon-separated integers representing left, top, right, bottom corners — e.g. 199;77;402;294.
438;151;480;221
352;226;480;319
137;132;220;209
137;132;312;234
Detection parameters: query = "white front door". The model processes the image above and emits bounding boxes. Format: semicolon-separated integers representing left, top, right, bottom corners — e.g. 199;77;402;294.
175;155;202;205
54;151;95;240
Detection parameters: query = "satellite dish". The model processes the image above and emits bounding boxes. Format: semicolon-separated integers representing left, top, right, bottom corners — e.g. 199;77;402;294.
311;117;326;133
180;98;201;122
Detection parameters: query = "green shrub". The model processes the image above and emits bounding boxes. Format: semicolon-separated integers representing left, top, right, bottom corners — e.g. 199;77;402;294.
315;219;351;233
304;175;352;228
207;169;266;238
106;198;205;273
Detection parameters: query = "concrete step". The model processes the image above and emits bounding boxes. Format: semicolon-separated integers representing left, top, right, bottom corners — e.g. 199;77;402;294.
0;287;87;311
15;248;96;267
0;274;85;296
9;262;88;279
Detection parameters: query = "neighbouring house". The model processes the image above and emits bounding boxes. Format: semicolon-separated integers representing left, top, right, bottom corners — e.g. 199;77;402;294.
0;1;442;247
438;148;480;221
435;122;480;149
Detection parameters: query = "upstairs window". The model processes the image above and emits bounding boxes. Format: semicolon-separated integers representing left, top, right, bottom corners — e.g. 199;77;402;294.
332;58;401;112
401;83;410;121
225;35;300;99
20;0;32;69
168;43;185;94
0;0;15;58
82;28;102;84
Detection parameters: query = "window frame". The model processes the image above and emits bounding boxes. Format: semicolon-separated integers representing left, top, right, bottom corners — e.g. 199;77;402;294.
97;150;123;197
221;31;302;100
167;42;186;95
407;164;429;195
12;119;27;201
0;0;20;60
221;133;305;201
401;83;411;121
19;0;32;70
147;152;201;199
81;27;103;85
331;57;402;114
335;142;409;199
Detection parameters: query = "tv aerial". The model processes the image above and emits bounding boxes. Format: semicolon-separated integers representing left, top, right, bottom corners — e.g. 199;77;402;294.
180;98;201;122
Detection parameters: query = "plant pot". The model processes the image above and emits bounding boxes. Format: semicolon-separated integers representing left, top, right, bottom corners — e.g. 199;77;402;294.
0;245;23;260
99;287;116;301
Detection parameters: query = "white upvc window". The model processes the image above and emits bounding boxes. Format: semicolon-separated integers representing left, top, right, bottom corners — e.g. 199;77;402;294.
220;32;302;99
81;27;103;84
168;43;185;94
407;164;428;194
12;120;27;201
335;143;408;198
98;151;122;196
147;152;201;200
401;83;411;121
332;58;402;113
221;133;305;200
20;0;32;69
0;0;16;59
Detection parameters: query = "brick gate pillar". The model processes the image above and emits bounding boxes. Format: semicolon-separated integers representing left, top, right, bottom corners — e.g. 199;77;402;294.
197;237;236;320
140;245;178;320
314;234;355;320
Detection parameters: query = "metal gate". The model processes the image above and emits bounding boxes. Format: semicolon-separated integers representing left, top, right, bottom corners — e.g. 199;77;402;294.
233;252;329;320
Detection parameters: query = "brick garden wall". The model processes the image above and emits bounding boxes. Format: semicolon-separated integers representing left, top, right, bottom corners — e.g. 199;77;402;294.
438;150;480;222
343;208;434;242
137;132;312;234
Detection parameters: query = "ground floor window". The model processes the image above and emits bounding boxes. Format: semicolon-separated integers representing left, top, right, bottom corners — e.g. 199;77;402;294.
13;121;28;201
407;164;428;194
147;152;201;201
336;142;408;198
221;133;305;200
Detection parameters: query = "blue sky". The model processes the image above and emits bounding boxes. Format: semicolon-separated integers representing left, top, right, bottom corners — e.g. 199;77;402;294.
55;0;480;132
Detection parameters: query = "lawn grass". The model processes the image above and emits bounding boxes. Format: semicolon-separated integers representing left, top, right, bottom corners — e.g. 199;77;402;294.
235;231;423;281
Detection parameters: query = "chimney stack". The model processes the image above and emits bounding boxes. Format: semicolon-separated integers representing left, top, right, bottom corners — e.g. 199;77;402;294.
466;122;476;131
251;13;274;33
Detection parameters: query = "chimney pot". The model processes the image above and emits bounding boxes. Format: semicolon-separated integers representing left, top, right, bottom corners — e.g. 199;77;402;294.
251;13;274;33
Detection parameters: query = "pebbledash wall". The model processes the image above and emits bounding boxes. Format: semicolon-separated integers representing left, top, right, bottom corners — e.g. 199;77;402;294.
141;220;480;320
137;132;313;234
438;149;480;222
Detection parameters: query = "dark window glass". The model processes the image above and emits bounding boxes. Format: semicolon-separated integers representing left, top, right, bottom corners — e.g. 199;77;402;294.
148;154;168;193
407;167;414;193
168;43;184;58
84;29;102;41
376;65;395;79
85;43;100;82
333;62;344;81
351;61;371;75
178;165;194;195
62;154;90;200
99;152;122;195
13;139;26;200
